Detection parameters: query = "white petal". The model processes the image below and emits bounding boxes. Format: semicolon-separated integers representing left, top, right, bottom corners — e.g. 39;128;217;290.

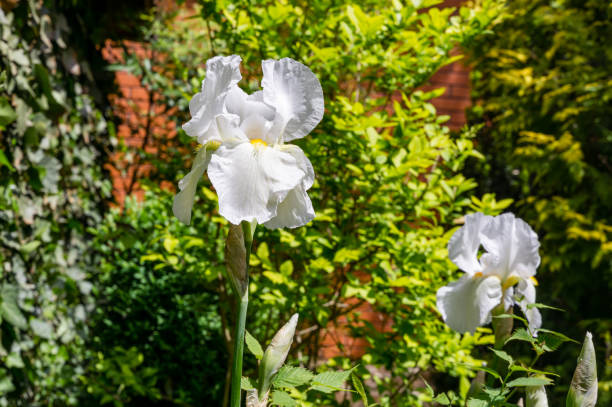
263;185;314;229
448;212;492;275
436;275;503;333
215;113;248;144
226;86;276;122
263;145;315;229
262;58;324;142
183;55;242;144
172;148;213;225
208;143;306;225
526;385;548;407
480;213;540;280
515;278;542;333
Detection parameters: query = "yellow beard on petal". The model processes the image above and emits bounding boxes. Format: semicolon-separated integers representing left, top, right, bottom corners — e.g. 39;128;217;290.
250;138;267;147
502;274;521;291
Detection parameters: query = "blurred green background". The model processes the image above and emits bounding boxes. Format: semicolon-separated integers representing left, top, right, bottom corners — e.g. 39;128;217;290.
0;0;609;406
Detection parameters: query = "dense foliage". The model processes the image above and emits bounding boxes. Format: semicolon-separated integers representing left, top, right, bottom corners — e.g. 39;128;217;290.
0;2;112;404
97;0;514;405
467;0;611;402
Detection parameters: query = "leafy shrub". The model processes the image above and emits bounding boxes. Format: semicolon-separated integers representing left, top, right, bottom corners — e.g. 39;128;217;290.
467;0;611;402
101;1;515;405
84;191;227;406
0;2;112;405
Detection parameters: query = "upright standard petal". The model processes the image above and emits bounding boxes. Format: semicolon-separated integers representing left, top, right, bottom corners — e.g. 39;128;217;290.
515;278;542;333
448;212;492;275
183;55;242;144
208;143;306;225
261;58;324;142
480;213;540;280
436;275;503;333
172;147;213;225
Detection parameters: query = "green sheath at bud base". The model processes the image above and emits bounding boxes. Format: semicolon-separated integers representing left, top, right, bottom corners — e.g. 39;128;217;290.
566;332;597;407
257;313;299;399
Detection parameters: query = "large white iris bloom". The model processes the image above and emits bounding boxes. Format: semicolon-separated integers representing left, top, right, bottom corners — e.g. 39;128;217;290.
173;55;324;228
436;212;542;334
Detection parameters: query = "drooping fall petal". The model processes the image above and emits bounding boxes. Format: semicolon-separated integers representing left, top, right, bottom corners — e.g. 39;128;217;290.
208;143;306;225
172;147;213;225
436;274;503;333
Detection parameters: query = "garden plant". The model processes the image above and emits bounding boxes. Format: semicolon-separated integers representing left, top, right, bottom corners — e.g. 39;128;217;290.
0;0;608;406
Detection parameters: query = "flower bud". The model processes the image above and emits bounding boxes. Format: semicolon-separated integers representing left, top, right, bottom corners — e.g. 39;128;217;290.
566;332;597;407
225;224;248;297
526;383;548;407
257;314;299;397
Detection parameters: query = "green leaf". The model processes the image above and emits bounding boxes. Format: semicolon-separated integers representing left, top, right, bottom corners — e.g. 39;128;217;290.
0;97;17;128
489;348;513;366
245;330;264;360
30;318;53;339
461;364;501;380
466;399;489;407
0;150;14;171
270;390;297;406
272;365;314;388
241;376;255;390
506;376;552;388
310;368;354;393
0;284;27;330
432;393;451;404
351;373;368;406
506;328;536;344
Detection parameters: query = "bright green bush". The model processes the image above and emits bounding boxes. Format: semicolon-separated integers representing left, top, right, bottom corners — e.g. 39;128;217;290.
100;1;516;405
467;0;611;402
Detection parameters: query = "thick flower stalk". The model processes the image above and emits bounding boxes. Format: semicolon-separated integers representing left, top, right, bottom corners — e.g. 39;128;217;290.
173;55;324;229
436;212;542;334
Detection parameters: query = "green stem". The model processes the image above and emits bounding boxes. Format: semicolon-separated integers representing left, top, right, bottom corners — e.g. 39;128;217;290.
229;222;254;407
230;291;249;407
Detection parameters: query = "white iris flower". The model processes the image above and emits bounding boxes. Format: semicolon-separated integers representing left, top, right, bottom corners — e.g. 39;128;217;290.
436;212;542;334
173;55;324;228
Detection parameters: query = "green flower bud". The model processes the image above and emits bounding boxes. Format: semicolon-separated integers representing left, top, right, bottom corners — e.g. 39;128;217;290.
257;314;299;398
225;224;248;297
566;332;597;407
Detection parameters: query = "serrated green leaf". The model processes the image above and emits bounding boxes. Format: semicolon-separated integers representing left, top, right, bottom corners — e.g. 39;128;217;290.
270;390;297;406
489;348;513;366
466;398;489;407
506;328;536;344
245;330;264;360
241;376;255;390
272;365;314;388
510;364;559;377
311;368;354;393
351;373;368;406
506;376;552;388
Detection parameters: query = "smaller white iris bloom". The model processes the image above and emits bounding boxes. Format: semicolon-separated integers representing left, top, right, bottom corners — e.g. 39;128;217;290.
173;55;324;229
436;212;542;334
